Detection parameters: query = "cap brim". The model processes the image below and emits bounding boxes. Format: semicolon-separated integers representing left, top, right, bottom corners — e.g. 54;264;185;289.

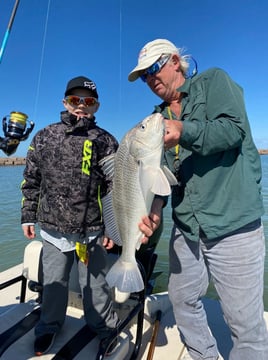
128;69;142;82
128;54;160;82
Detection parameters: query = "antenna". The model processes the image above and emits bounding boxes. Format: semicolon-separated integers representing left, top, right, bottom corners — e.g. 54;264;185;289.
0;0;20;63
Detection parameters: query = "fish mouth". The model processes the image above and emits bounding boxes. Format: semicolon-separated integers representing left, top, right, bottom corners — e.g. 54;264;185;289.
154;114;165;134
144;114;165;139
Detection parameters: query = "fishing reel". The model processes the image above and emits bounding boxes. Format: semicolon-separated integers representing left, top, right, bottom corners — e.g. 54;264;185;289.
0;111;35;156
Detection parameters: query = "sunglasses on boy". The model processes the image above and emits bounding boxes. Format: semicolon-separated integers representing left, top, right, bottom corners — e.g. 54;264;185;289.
65;95;98;107
140;55;171;82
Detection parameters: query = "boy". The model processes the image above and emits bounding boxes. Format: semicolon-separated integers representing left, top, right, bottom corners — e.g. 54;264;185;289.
21;76;119;356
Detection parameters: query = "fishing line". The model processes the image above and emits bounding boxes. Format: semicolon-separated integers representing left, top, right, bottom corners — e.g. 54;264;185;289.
118;0;123;120
33;0;51;121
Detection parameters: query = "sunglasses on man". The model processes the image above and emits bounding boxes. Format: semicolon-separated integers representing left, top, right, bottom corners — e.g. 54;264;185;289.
140;55;171;82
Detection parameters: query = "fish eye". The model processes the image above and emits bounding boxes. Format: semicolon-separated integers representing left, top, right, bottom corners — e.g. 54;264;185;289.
139;123;147;131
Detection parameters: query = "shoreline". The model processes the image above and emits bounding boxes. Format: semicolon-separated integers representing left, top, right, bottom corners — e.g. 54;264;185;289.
1;149;268;166
0;157;26;166
259;149;268;155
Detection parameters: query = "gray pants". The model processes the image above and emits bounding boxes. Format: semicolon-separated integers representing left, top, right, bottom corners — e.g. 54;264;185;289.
35;236;118;340
168;219;268;360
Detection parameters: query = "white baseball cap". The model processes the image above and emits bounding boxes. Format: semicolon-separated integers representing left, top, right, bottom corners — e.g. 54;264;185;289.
128;39;178;82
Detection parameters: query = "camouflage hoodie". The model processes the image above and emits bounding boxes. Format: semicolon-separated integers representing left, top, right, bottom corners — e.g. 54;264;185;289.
21;111;118;235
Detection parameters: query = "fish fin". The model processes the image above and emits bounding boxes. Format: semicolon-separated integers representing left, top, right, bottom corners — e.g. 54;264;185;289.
150;167;173;195
101;192;122;246
162;165;178;185
106;258;144;294
138;163;173;197
136;239;142;250
99;154;115;180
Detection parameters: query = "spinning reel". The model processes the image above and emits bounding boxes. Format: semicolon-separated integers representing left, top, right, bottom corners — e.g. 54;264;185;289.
0;111;35;156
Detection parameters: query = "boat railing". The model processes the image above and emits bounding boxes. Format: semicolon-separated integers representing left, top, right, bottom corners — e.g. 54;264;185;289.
0;273;27;303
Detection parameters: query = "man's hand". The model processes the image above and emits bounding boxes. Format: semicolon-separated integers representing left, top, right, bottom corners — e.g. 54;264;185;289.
164;119;183;149
139;197;164;244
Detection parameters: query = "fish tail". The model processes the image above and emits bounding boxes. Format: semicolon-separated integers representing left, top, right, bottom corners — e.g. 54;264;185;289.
114;288;131;303
106;258;144;294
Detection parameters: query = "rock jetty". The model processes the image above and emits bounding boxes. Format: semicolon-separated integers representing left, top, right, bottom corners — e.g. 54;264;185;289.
1;149;268;167
0;157;26;166
259;149;268;155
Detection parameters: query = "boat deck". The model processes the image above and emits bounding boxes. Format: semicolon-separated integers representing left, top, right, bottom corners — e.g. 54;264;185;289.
1;263;268;359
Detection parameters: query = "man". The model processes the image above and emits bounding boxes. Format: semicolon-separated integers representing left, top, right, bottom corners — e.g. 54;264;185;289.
21;76;119;356
129;39;268;359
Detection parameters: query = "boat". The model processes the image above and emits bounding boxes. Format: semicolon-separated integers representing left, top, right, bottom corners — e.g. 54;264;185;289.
1;241;268;360
1;3;268;360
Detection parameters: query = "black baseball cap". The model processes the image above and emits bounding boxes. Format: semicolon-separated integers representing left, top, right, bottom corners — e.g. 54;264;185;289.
65;76;99;98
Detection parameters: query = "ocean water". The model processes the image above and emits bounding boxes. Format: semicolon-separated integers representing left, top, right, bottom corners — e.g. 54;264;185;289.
1;158;268;310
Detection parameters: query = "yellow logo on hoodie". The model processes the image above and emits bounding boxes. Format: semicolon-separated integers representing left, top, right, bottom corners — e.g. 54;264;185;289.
82;140;92;175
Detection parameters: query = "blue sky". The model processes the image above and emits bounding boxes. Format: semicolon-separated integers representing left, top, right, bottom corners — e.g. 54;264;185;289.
0;0;267;156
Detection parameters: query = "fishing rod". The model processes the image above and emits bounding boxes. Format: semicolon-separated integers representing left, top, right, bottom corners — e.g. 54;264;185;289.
0;0;20;63
0;1;35;155
146;310;162;360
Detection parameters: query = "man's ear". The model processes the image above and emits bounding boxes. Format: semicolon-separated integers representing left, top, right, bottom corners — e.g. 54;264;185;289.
170;54;180;69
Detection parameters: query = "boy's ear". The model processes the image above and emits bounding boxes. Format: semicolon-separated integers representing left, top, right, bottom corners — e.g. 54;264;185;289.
94;102;100;112
62;99;68;110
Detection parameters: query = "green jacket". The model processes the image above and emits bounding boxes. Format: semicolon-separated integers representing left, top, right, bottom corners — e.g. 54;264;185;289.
155;67;264;241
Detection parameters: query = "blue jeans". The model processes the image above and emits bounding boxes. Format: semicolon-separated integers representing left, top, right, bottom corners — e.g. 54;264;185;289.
168;219;268;360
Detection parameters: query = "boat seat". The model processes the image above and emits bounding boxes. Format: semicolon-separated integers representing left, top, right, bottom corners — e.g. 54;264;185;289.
0;241;43;357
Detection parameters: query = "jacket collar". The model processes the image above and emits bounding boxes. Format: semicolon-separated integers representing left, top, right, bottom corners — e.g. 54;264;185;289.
60;111;96;133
